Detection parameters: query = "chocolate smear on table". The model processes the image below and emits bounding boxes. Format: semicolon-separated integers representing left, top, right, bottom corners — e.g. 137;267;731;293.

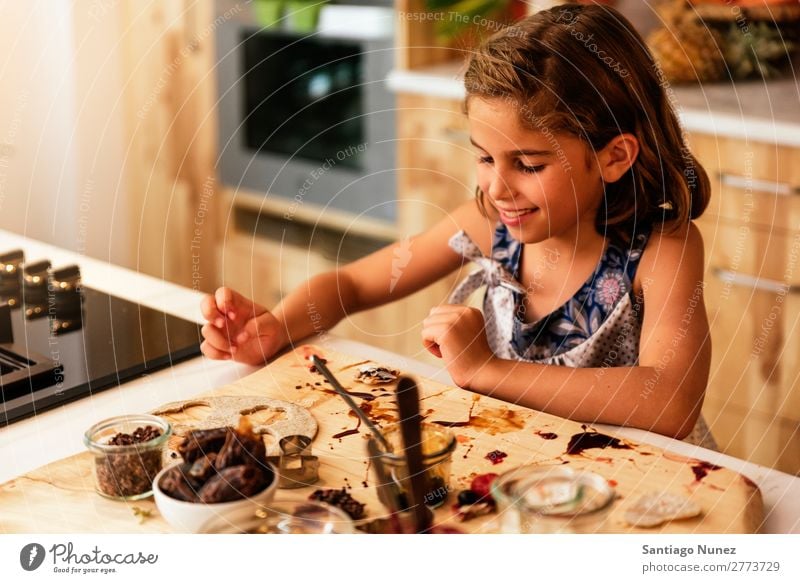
433;406;526;435
432;396;478;428
566;428;631;455
308;356;328;374
316;385;380;402
433;420;470;428
297;346;328;372
358;400;397;425
333;427;361;439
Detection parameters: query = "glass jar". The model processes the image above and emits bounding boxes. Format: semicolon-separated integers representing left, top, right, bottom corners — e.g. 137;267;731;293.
368;422;456;509
491;465;616;533
84;414;172;500
199;499;355;534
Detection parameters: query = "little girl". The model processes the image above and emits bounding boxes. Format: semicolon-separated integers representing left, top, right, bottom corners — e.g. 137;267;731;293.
200;4;714;446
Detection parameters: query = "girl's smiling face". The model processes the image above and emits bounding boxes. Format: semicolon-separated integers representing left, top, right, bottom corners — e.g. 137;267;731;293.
468;97;606;245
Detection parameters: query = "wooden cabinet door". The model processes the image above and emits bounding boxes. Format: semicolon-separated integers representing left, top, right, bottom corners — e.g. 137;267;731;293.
397;93;475;235
694;133;800;474
393;93;478;363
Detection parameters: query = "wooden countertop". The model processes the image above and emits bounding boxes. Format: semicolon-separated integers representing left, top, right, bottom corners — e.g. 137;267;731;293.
0;345;764;533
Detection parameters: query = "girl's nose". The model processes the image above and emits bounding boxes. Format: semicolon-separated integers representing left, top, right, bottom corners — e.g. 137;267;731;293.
487;168;513;202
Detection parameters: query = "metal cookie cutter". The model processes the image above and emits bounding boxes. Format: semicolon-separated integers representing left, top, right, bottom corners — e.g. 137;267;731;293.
274;435;319;489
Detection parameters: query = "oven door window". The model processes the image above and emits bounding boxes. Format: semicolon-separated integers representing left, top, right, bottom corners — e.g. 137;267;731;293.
242;31;365;170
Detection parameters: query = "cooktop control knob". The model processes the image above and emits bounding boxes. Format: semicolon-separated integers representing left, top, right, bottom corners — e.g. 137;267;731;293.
0;249;24;308
0;301;12;344
50;264;83;334
23;259;52;319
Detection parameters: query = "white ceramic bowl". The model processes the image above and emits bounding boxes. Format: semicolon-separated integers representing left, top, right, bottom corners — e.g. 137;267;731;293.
153;463;278;533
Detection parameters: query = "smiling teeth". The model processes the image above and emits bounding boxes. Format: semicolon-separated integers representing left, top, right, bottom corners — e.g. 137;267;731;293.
502;209;534;217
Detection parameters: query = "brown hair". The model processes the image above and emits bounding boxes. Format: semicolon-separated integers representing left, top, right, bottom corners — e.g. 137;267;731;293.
464;3;710;239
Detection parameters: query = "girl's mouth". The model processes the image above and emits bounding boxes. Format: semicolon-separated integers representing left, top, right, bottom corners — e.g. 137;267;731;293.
498;207;538;226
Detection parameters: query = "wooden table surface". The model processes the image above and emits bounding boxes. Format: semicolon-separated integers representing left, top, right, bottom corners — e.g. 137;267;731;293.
0;345;764;534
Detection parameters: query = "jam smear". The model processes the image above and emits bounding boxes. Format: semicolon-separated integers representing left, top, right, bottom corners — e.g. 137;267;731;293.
534;430;558;440
691;460;722;482
485;450;508;465
566;430;631;455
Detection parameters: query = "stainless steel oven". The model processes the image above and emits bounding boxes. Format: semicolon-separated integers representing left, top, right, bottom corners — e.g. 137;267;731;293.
216;4;396;223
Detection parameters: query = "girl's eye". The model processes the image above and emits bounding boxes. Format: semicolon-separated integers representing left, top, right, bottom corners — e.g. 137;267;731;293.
517;161;546;174
476;156;545;174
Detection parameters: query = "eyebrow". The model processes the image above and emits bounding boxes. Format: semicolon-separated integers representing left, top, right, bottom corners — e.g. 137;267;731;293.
470;137;553;157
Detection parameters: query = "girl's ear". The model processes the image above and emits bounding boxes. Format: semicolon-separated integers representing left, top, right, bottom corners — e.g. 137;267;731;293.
598;134;639;183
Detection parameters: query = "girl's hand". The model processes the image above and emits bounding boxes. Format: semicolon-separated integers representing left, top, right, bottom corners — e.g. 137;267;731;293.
421;305;496;388
199;287;286;365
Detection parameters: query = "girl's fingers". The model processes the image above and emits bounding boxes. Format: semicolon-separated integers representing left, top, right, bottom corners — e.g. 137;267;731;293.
421;323;450;358
200;294;225;328
422;314;461;331
200;340;231;360
214;287;268;324
214;287;238;321
423;339;442;358
201;323;238;353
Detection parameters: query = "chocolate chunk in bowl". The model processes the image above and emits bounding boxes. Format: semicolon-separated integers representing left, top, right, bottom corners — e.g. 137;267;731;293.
153;417;278;532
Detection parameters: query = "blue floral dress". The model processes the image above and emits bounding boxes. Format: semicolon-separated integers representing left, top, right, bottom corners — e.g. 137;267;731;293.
447;223;717;449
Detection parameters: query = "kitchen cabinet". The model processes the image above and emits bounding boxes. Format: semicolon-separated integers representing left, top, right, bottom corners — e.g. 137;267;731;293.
395;93;479;360
691;132;800;475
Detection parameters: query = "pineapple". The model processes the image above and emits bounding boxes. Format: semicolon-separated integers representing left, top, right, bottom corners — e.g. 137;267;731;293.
648;17;727;84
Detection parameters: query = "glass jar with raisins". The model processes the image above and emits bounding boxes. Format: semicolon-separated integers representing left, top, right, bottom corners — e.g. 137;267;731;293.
369;422;456;509
84;414;172;500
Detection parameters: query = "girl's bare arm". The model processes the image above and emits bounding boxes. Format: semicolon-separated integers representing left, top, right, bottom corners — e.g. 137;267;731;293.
269;200;494;348
438;223;711;439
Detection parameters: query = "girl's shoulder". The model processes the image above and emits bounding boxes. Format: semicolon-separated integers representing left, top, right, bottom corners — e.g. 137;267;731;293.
640;220;704;258
632;221;704;296
454;199;498;257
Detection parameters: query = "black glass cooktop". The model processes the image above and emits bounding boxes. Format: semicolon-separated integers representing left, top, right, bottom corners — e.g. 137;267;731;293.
0;286;202;426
